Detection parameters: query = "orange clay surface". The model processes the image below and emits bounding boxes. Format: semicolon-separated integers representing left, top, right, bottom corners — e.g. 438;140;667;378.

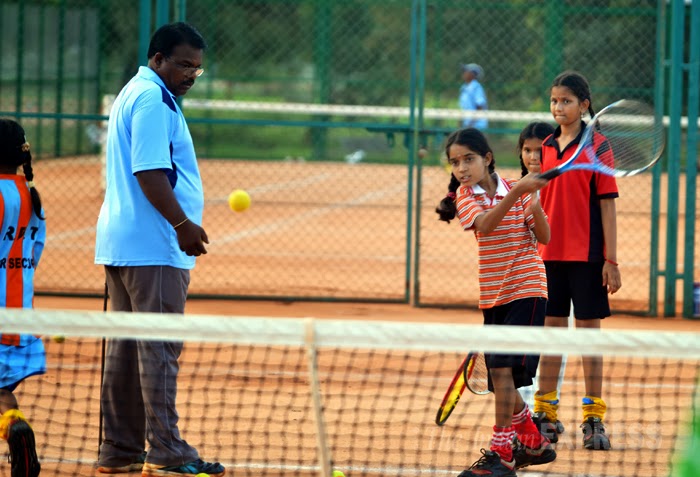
11;296;698;477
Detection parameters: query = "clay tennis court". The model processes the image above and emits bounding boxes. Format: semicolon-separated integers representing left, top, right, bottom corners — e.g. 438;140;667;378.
7;296;698;477
32;155;696;313
9;155;698;476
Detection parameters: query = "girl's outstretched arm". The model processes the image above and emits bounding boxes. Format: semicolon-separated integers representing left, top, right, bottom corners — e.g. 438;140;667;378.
527;192;550;244
473;175;547;234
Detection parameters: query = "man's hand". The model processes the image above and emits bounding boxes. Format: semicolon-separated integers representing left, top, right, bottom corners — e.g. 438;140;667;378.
175;220;209;256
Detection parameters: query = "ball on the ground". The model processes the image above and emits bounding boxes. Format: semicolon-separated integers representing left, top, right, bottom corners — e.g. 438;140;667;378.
52;335;65;343
228;189;251;212
194;474;209;477
332;471;346;477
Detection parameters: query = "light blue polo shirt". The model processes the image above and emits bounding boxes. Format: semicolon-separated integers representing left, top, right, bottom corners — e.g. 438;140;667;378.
95;66;204;269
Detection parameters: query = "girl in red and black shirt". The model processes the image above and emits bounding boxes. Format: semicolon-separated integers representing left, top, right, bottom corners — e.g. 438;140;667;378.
533;70;621;452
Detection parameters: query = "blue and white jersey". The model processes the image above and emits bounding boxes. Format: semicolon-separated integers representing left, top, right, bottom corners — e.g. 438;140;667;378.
95;66;204;269
0;175;45;311
0;175;46;386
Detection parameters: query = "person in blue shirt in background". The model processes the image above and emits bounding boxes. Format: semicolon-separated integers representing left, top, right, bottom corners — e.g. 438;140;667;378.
459;63;488;130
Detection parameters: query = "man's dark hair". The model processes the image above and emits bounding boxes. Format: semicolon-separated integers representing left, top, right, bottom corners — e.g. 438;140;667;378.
147;22;206;59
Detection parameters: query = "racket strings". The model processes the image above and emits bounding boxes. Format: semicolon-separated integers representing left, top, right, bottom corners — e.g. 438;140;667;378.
593;100;665;176
465;352;489;395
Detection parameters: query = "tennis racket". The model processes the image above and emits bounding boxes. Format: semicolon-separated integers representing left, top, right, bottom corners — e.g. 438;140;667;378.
464;351;490;395
435;356;468;426
539;99;665;180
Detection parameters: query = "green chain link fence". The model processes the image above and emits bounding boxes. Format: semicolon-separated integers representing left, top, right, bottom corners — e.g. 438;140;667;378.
1;0;698;315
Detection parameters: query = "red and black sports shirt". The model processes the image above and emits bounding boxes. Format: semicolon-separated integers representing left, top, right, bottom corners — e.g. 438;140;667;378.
538;122;619;262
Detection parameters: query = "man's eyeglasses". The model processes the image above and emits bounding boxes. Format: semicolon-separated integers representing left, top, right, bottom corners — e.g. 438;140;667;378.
165;57;204;77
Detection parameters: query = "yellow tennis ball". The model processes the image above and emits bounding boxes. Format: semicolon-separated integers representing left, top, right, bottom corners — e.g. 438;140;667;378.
195;474;209;477
228;189;251;212
52;335;65;343
332;471;346;477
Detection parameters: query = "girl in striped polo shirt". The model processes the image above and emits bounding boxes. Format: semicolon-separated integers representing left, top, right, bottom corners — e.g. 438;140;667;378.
436;128;553;477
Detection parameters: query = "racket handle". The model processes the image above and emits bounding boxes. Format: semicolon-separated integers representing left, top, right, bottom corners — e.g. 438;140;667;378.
538;168;562;181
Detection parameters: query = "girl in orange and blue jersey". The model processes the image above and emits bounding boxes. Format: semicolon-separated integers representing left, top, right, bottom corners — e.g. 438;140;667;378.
0;119;45;477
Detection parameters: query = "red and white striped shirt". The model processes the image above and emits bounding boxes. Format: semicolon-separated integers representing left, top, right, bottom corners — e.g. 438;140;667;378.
456;174;547;309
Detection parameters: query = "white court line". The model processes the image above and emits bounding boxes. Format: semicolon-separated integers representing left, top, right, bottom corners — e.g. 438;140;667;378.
219;461;561;477
212;249;405;262
35;456;620;477
48;226;96;243
47;174;335;246
207;172;334;203
209;180;411;248
45;362;696;391
208;167;447;248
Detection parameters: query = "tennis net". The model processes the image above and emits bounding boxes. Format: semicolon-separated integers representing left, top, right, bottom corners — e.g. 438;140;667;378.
2;308;698;477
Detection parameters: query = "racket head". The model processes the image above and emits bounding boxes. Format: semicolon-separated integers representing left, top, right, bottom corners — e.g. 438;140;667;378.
587;99;665;176
464;352;490;395
435;356;468;426
540;99;665;179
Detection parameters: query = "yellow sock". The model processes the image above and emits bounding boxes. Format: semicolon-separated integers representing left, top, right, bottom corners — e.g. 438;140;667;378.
0;409;28;440
534;390;559;422
582;395;607;422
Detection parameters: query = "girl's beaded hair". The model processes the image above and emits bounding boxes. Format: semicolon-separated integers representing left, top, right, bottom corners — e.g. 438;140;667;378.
0;119;44;220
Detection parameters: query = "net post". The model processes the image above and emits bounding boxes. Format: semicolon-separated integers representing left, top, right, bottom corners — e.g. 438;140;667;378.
556;305;574;393
305;318;332;477
98;280;109;457
520;303;572;407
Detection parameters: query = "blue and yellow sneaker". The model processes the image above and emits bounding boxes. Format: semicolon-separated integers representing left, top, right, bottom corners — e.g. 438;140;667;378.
531;412;564;443
141;458;225;477
581;417;611;450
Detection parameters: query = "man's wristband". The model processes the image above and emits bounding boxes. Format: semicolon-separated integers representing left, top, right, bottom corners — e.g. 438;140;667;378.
173;218;189;229
605;258;619;266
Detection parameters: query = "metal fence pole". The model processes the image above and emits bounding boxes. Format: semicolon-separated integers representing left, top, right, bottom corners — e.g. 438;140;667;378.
156;0;170;27
410;0;425;305
682;0;700;318
54;0;67;157
663;0;686;317
138;0;152;67
649;0;668;316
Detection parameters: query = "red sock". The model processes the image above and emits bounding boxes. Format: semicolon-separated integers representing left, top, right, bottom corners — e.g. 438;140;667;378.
512;404;547;448
490;426;514;462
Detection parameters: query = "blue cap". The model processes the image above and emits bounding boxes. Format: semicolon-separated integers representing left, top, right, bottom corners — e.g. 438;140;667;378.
461;63;484;79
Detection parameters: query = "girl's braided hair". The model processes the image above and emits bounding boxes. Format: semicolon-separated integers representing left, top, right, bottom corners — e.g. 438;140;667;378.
0;119;44;220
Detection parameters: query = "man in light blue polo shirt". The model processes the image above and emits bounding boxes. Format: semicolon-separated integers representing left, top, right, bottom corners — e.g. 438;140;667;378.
95;23;223;477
